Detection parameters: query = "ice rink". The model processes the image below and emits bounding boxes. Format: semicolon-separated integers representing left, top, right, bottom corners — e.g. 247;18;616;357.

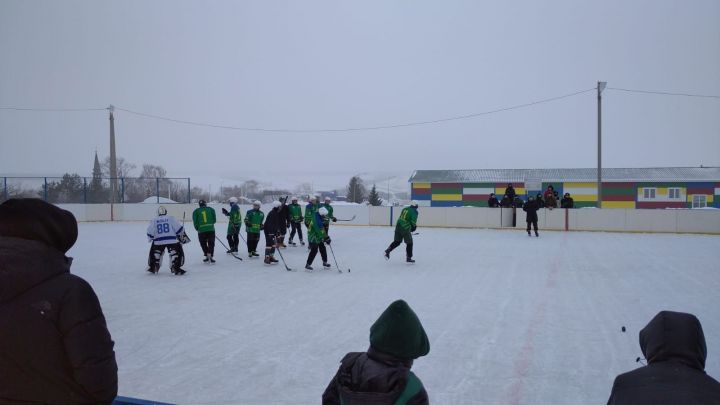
68;222;720;404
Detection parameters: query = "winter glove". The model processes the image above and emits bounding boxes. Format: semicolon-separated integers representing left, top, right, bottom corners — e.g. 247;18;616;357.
411;225;417;232
222;208;229;216
260;223;264;231
332;217;337;222
179;233;191;244
324;237;331;245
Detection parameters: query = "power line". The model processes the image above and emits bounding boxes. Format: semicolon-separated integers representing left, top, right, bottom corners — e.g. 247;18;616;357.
2;85;717;133
0;107;107;111
113;88;596;133
607;87;720;99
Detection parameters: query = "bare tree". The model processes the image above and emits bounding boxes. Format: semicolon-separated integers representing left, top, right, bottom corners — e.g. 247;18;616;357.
101;156;136;178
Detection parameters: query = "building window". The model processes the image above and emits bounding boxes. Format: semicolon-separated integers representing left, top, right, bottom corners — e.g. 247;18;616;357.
668;188;681;199
692;195;707;209
643;188;656;199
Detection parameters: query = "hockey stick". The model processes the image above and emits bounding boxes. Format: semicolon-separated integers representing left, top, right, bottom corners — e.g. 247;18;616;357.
273;235;292;271
327;243;349;273
215;236;243;261
335;214;356;222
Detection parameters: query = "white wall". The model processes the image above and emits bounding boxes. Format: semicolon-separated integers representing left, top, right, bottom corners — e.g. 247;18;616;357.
55;204;720;234
676;210;720;233
570;209;626;232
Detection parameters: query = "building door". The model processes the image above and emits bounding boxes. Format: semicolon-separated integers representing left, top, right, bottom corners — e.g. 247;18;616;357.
691;195;707;209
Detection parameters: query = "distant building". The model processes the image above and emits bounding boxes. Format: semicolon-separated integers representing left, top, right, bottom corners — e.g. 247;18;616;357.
409;167;720;209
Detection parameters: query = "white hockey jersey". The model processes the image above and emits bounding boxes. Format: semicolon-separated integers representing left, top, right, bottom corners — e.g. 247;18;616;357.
146;215;185;245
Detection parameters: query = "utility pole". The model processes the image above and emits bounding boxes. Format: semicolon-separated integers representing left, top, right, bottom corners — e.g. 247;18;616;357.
597;82;606;208
108;105;118;203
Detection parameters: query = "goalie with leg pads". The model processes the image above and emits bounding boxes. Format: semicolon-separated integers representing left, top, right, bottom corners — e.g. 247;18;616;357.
146;206;188;275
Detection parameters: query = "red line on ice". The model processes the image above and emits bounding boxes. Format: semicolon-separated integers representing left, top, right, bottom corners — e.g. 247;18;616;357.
506;255;561;405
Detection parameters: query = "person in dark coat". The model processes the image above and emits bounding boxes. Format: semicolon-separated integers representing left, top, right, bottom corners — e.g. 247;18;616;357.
561;193;574;208
0;198;118;404
523;196;539;237
277;197;291;248
504;183;516;200
535;193;545;208
500;194;512;208
512;195;524;209
323;299;430;405
263;200;283;264
607;310;720;404
487;193;499;207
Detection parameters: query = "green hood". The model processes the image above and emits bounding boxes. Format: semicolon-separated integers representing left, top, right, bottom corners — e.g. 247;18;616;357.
369;300;430;360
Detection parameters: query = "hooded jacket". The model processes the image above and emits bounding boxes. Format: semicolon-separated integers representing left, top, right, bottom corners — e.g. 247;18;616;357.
0;199;118;404
323;300;429;405
523;199;539;222
607;311;720;404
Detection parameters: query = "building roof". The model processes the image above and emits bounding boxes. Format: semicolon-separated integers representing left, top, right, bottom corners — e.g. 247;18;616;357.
409;167;720;183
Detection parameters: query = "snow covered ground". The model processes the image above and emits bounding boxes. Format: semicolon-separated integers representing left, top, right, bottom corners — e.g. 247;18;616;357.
68;223;720;404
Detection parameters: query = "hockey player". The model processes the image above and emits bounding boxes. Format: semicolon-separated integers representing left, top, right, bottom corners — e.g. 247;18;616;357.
277;197;290;248
304;195;320;250
384;201;418;263
244;200;264;258
192;200;216;263
523;196;539;237
287;197;305;246
146;206;189;275
221;197;241;253
305;206;331;270
321;196;337;244
304;195;320;228
263;201;283;264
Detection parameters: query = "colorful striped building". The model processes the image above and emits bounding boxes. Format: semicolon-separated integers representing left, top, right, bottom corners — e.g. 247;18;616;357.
409;167;720;209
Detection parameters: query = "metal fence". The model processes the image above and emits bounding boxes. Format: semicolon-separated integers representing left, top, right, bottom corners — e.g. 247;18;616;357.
0;177;191;204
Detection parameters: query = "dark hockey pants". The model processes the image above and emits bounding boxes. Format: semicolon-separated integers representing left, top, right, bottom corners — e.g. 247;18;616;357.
264;232;277;256
198;231;215;256
247;232;260;254
387;228;413;258
527;221;538;233
227;225;240;252
289;222;303;242
307;242;328;265
148;242;184;270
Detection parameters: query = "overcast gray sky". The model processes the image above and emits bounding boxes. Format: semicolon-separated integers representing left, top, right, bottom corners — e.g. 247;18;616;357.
1;0;719;184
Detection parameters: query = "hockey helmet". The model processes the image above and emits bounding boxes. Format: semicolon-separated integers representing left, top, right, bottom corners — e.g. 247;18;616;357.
272;200;281;208
253;200;261;207
291;196;298;202
199;200;207;207
229;197;238;204
324;196;332;202
319;207;329;216
158;206;167;216
410;200;419;207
